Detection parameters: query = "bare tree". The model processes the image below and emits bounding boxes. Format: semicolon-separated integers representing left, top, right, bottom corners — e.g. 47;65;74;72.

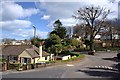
73;23;92;39
102;19;120;47
73;6;110;51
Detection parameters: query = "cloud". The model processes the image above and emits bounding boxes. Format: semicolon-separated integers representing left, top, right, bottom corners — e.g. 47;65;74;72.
11;29;49;39
1;20;32;31
47;18;80;28
37;2;83;19
1;1;39;21
1;19;49;39
36;0;119;27
41;15;50;20
1;0;119;39
60;18;79;27
0;1;46;39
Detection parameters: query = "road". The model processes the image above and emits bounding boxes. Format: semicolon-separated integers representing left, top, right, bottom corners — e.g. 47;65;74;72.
2;52;120;78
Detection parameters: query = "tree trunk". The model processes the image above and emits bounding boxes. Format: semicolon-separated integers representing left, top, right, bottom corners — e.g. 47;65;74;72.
89;36;94;51
110;26;113;47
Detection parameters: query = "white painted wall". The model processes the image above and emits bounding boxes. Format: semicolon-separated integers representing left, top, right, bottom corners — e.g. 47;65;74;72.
62;55;71;60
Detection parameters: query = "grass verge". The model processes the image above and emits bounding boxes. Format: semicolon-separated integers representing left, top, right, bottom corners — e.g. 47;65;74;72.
54;53;85;64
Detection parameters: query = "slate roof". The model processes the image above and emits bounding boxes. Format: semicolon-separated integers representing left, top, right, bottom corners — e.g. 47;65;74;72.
42;51;50;57
2;45;32;56
25;49;39;58
1;45;49;57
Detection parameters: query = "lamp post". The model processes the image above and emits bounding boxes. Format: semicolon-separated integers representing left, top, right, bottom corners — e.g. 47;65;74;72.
33;25;36;64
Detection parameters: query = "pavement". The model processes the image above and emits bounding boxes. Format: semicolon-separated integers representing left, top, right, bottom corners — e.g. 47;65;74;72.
1;52;120;78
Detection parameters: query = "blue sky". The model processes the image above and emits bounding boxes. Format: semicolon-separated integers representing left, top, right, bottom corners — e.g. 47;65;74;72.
0;0;119;40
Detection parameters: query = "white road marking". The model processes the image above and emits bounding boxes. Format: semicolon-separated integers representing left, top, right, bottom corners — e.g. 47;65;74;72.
66;64;74;66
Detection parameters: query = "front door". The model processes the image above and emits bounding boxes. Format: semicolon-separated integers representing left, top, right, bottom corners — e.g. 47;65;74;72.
24;58;27;63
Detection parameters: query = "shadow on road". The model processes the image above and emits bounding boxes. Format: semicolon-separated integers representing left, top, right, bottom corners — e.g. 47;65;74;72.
102;57;120;62
110;64;119;69
76;69;120;78
85;67;118;71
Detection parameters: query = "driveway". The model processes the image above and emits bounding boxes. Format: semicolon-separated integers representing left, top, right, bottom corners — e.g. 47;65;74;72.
2;52;120;78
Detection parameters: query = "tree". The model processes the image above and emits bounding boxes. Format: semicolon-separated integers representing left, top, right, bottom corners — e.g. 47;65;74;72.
84;39;90;49
2;38;16;44
45;34;61;49
71;39;79;47
50;44;62;56
45;34;63;56
73;6;110;51
73;24;84;37
54;19;62;28
102;19;120;47
50;19;67;39
30;37;44;47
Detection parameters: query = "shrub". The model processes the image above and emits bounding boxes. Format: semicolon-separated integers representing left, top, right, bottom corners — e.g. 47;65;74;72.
0;58;6;63
8;64;14;69
8;63;21;70
70;52;80;56
74;48;90;52
95;47;120;51
61;50;71;54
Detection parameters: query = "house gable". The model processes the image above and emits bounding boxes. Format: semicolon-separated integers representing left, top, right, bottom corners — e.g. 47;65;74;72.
18;50;32;58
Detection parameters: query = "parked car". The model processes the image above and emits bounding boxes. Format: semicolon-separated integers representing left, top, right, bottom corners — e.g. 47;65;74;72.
88;50;95;55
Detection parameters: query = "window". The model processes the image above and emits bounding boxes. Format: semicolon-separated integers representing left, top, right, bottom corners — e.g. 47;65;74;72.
8;56;18;63
22;58;31;63
13;57;18;60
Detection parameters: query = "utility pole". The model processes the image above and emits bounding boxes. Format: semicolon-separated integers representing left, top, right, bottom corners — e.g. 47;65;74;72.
33;25;36;64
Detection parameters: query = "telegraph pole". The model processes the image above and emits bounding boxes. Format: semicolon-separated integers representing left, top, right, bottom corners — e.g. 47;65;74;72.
33;25;36;64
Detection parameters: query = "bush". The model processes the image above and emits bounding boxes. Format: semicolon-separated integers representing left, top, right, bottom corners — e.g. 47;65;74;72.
74;48;90;52
61;50;71;54
71;52;79;57
8;63;21;70
8;63;15;69
95;47;120;51
0;58;6;63
117;53;120;60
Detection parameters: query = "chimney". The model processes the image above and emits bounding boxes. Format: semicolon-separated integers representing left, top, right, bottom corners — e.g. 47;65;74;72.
39;41;45;57
39;43;42;57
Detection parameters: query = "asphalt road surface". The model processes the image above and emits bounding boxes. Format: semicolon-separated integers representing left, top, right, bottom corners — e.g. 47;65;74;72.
2;52;120;78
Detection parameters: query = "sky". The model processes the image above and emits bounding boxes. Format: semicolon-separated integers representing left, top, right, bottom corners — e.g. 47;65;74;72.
0;0;120;40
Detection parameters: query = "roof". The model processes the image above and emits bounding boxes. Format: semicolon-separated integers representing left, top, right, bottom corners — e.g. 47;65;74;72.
2;45;32;56
2;45;49;57
25;49;39;58
0;45;4;54
42;51;50;57
26;48;49;57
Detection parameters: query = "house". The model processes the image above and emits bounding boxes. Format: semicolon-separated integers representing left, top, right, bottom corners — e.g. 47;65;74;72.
11;40;31;45
12;41;22;45
1;43;53;64
1;39;31;46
